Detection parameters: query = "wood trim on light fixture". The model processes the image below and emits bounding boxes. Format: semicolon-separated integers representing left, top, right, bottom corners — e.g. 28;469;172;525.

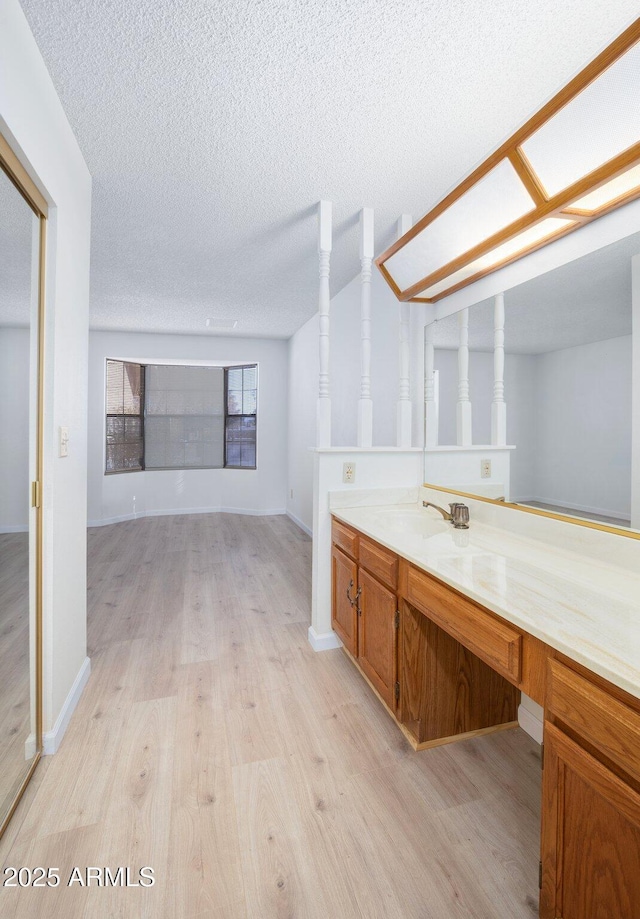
377;18;640;303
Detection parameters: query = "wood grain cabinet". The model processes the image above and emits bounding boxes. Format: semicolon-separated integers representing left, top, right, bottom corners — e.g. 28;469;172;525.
541;659;640;918
331;543;358;657
331;519;517;745
357;565;398;710
331;522;400;711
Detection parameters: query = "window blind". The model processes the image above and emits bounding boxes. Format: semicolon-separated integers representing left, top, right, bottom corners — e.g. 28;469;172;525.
105;360;144;472
144;364;225;469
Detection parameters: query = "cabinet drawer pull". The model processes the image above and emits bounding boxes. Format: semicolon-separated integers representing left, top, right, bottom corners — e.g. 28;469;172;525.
346;580;361;608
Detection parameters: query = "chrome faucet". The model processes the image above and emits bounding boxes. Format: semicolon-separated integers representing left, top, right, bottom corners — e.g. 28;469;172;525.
423;500;470;529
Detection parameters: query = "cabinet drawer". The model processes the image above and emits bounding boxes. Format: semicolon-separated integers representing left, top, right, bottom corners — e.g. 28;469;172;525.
406;565;522;684
359;536;398;590
547;659;640;785
332;519;358;559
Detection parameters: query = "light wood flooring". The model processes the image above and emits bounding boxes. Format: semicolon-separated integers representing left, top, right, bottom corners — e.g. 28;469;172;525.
1;513;541;918
0;533;33;818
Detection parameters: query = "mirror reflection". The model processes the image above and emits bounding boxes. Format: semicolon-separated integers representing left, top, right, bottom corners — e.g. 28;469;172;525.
0;166;39;820
427;230;639;530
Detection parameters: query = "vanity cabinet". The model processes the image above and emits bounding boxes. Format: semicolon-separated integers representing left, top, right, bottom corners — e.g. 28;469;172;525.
540;658;640;918
331;521;399;711
400;566;519;745
331;519;518;744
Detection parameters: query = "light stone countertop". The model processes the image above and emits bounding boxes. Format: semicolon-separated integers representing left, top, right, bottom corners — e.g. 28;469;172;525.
331;501;640;700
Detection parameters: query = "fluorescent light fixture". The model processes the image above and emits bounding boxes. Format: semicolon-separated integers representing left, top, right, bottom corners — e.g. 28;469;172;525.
376;21;640;303
385;159;535;291
418;218;575;299
567;163;640;213
521;43;640;198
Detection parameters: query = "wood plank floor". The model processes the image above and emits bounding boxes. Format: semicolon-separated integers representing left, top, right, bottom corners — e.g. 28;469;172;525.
0;513;541;918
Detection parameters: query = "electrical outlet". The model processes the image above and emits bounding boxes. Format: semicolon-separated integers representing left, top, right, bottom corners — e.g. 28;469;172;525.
343;462;355;484
481;458;491;479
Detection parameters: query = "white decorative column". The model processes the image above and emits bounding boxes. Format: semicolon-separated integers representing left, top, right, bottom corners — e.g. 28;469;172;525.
357;207;374;447
397;213;413;447
316;200;332;448
424;321;438;447
491;292;507;446
456;307;472;446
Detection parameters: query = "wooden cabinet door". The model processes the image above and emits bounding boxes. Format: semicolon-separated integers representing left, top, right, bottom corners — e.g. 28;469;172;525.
358;568;397;710
541;721;640;919
331;545;358;657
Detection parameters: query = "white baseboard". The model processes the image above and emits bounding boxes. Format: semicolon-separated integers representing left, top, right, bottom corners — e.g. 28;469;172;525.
518;702;543;745
88;507;287;527
88;512;138;527
0;524;29;534
286;511;312;537
43;656;91;755
308;626;342;652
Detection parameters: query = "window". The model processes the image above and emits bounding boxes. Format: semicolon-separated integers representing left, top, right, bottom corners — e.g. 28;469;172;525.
225;365;257;469
105;361;257;473
144;365;225;469
105;360;144;473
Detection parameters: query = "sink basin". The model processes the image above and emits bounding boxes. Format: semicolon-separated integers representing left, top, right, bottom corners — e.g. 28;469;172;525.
368;506;448;537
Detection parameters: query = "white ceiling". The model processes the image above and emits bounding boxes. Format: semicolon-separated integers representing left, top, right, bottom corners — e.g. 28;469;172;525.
432;231;640;354
18;0;640;339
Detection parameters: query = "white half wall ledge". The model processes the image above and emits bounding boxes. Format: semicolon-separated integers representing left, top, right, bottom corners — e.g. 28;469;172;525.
43;656;91;755
87;506;288;527
308;626;342;653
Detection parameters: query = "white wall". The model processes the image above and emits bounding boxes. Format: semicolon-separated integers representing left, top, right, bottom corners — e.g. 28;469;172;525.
504;353;538;502
534;336;631;520
0;328;29;530
88;330;288;525
433;349;537;498
1;0;92;739
434;337;631;517
287;312;318;534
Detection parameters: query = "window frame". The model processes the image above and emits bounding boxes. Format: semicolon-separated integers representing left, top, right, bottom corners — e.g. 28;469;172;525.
224;363;258;470
104;359;146;475
104;360;258;474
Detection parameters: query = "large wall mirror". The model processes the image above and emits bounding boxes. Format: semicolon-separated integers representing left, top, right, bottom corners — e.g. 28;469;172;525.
0;135;46;835
425;225;640;535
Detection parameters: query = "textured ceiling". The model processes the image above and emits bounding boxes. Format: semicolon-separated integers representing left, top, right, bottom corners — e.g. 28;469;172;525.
18;0;640;338
432;230;640;354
